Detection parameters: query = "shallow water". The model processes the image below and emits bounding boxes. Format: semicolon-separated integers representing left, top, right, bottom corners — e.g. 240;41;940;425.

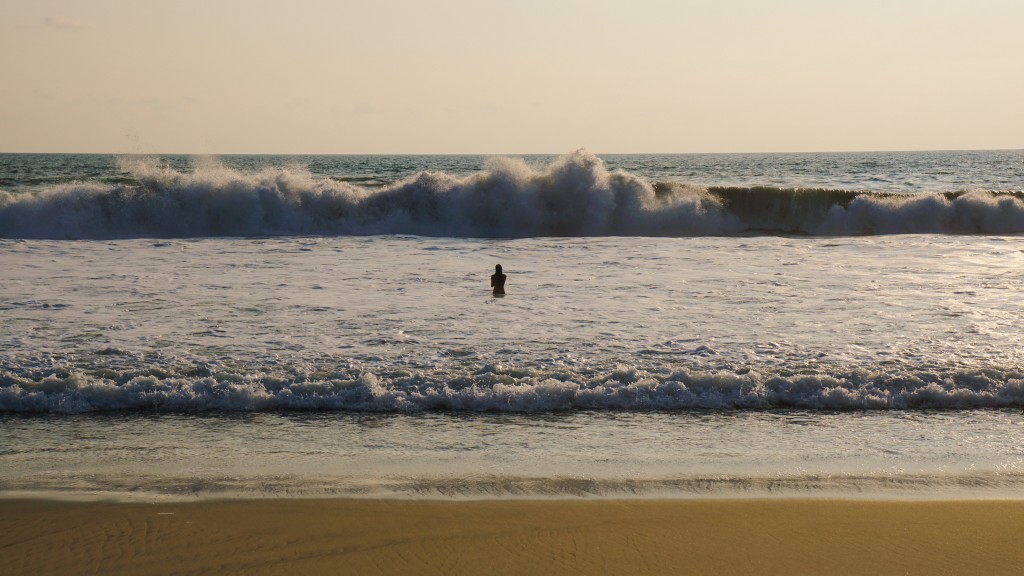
3;235;1024;412
3;234;1024;498
2;409;1022;499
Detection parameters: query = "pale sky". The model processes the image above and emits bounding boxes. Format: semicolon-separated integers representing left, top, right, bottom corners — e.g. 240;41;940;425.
1;0;1022;154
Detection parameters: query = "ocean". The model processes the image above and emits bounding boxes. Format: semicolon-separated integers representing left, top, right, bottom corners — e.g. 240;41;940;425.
2;149;1023;500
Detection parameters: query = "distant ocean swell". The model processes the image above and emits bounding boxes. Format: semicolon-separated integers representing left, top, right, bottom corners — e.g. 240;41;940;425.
4;363;1024;413
2;151;1023;239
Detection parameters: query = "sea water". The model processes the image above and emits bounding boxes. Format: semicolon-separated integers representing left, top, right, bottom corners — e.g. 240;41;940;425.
1;150;1023;499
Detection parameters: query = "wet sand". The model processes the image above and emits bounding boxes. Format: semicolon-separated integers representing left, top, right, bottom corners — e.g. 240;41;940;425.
2;498;1022;575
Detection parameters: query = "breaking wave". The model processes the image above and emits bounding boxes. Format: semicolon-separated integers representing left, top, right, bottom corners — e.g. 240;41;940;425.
1;150;1023;239
4;363;1024;414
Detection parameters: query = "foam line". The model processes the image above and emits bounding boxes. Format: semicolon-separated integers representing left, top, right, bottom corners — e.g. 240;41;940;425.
3;365;1024;413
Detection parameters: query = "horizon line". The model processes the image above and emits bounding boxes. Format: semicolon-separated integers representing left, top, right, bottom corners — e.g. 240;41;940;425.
1;147;1022;156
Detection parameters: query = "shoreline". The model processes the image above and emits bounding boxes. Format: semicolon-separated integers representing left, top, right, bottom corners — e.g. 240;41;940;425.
3;497;1023;575
6;466;1024;503
5;487;1024;503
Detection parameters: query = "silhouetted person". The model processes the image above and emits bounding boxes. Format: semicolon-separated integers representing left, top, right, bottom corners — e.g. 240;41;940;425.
491;264;506;295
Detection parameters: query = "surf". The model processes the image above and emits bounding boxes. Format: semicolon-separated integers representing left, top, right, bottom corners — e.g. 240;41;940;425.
4;362;1024;413
2;151;1023;239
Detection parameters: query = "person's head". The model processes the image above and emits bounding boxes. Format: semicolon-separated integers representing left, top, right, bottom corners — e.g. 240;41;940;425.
495;264;502;274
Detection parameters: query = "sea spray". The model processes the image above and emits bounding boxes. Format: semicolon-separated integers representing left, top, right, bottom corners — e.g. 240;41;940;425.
4;151;1023;239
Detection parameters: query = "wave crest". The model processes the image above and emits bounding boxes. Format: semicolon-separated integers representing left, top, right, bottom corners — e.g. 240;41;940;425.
2;151;1023;239
4;364;1024;413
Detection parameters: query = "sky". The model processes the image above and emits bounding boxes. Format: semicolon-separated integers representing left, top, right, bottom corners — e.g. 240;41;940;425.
1;0;1022;154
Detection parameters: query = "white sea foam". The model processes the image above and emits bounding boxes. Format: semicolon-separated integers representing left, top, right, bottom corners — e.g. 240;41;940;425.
4;365;1024;413
3;151;1022;239
816;191;1024;235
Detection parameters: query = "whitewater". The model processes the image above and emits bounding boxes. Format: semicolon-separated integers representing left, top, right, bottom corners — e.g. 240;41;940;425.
2;150;1024;239
2;150;1023;499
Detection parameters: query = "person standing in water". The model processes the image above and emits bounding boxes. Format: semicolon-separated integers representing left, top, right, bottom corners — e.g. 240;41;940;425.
491;264;507;295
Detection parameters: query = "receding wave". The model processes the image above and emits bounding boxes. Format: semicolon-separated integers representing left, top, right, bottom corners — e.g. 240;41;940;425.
4;363;1024;414
1;150;1023;239
6;471;1023;499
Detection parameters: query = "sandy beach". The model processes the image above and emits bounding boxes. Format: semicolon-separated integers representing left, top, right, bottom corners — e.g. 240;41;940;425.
2;498;1022;575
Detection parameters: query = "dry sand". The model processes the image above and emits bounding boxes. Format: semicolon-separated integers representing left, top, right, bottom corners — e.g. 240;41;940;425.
2;498;1023;575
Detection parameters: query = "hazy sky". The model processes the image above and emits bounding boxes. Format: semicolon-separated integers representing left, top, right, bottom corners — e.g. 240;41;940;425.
2;0;1022;154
